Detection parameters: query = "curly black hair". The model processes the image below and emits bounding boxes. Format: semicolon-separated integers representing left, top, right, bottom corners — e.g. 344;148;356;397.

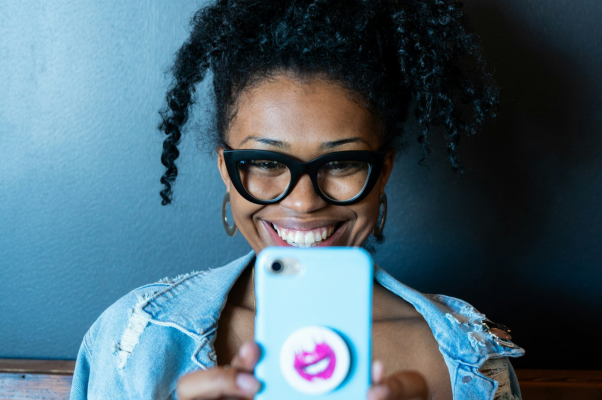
158;0;499;205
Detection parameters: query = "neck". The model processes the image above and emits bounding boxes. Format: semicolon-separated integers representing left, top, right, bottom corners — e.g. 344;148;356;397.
227;263;256;311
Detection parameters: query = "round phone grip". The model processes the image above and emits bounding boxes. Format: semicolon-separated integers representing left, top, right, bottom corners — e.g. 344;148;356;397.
280;326;351;395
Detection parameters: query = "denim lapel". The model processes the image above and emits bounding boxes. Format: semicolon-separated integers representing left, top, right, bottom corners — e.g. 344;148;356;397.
141;250;256;341
374;265;524;367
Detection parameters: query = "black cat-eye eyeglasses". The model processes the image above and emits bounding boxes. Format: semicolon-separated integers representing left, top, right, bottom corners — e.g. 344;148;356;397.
223;147;386;206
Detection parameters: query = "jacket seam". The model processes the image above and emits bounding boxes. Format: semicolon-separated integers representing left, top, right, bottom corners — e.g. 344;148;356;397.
428;294;482;313
147;319;209;342
451;361;460;399
191;332;219;369
136;282;171;291
441;346;481;369
83;330;94;360
143;270;209;309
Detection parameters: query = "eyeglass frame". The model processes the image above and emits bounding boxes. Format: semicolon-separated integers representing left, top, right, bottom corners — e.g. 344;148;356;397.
222;146;387;206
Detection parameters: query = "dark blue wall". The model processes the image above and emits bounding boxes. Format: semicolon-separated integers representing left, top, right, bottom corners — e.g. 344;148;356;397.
1;0;600;369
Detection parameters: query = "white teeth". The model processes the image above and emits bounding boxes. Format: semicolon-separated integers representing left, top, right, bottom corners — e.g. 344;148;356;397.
294;231;304;244
305;231;315;244
271;223;337;247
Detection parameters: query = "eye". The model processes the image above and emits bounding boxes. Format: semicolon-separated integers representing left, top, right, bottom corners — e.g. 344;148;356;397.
327;161;350;170
244;160;285;170
323;161;365;173
238;160;288;177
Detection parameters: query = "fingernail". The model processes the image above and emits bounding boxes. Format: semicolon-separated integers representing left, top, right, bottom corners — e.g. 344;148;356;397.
372;360;385;383
369;385;391;399
236;372;260;394
239;342;252;359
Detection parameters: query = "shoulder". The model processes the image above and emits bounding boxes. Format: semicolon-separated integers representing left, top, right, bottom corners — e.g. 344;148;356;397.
84;281;173;362
374;268;524;399
84;251;255;369
374;266;524;364
424;292;521;354
78;265;237;399
86;267;216;364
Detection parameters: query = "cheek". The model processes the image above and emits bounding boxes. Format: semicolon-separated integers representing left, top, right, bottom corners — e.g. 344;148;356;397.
229;190;266;246
351;194;381;234
365;190;382;223
230;192;260;225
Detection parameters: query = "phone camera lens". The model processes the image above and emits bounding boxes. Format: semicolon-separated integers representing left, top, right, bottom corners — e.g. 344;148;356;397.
271;261;283;273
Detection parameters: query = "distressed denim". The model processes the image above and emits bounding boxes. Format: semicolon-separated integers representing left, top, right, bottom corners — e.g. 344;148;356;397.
70;251;524;399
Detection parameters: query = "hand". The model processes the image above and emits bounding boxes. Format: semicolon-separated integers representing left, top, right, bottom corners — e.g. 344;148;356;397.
177;342;429;400
177;341;261;400
367;360;429;400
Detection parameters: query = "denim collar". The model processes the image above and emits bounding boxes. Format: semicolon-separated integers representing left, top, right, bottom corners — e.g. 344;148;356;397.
373;266;524;366
141;251;256;341
141;250;523;368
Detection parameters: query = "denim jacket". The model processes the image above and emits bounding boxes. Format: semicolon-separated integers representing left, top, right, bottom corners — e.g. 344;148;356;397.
70;251;524;400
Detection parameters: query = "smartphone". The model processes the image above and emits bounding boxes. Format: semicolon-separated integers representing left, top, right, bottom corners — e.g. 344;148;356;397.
254;247;373;399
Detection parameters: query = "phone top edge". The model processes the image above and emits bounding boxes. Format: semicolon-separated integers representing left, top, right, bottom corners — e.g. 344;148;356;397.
257;246;373;264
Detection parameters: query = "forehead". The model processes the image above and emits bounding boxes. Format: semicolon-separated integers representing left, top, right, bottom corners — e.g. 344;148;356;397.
227;75;381;156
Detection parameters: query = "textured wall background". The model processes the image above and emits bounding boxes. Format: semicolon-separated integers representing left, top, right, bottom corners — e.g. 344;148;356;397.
1;0;600;369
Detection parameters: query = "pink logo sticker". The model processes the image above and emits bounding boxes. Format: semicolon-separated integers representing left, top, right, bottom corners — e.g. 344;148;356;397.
280;326;350;394
294;342;337;381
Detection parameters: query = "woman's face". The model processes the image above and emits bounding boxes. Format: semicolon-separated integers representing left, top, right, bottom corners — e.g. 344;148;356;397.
216;75;394;253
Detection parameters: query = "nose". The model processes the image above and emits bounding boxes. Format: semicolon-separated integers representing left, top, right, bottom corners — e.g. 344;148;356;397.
279;174;328;213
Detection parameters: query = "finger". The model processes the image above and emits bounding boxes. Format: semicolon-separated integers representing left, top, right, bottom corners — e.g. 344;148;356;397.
372;360;386;384
177;366;260;400
382;371;429;400
230;341;261;372
367;384;391;400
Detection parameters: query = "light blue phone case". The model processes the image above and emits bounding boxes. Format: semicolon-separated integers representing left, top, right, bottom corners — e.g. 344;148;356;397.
255;247;373;399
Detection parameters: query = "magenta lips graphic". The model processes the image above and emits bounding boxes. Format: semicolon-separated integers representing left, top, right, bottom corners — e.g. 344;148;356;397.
293;342;337;381
281;326;350;394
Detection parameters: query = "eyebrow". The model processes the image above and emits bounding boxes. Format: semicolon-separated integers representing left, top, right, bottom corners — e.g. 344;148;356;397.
238;136;290;149
237;136;370;150
319;137;370;150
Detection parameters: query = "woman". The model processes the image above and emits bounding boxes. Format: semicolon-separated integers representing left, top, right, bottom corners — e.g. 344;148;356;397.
70;0;524;399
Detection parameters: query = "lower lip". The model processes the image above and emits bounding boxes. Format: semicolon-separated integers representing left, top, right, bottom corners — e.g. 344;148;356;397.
262;220;345;247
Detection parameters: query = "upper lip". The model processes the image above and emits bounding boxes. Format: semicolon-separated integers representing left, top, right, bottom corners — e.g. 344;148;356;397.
262;219;343;231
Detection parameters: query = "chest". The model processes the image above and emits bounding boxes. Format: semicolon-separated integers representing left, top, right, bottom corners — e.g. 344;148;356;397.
214;313;417;361
213;306;452;398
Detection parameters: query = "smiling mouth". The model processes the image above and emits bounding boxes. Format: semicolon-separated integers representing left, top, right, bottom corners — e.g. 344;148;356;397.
270;222;339;247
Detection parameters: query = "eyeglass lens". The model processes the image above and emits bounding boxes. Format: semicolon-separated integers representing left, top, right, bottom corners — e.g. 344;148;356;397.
237;159;371;202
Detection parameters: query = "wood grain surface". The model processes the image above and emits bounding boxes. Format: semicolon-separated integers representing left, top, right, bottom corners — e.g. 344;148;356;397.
516;369;602;400
0;374;72;400
0;360;75;376
0;361;601;400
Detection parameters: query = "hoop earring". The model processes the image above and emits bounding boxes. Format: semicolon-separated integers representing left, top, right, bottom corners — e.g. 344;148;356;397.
373;193;387;238
222;192;237;236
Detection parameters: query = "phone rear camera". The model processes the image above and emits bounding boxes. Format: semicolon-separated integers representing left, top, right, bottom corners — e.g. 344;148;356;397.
271;261;283;273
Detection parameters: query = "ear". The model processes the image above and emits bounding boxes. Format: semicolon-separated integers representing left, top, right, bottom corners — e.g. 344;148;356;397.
216;146;231;191
378;148;395;193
